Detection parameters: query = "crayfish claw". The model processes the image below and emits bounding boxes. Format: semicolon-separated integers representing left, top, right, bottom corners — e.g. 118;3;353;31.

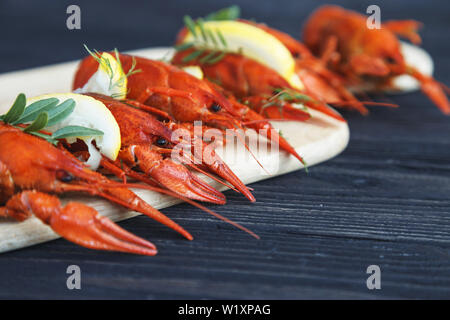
50;201;157;255
151;159;227;205
132;145;227;204
7;191;157;255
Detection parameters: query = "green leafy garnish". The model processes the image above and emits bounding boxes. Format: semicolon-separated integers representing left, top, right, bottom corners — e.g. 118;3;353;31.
15;98;58;124
52;125;104;140
46;99;76;127
83;45;141;96
272;88;313;103
3;93;26;124
177;15;233;65
182;48;206;62
258;88;313;116
176;7;243;65
204;5;241;21
23;112;49;133
1;93;104;145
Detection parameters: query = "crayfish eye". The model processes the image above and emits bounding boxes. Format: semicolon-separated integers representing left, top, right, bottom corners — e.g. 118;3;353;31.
56;170;74;183
385;57;396;64
210;104;221;112
156;137;168;146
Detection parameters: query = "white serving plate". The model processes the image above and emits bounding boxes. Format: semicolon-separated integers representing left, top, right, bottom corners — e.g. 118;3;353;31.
0;47;349;253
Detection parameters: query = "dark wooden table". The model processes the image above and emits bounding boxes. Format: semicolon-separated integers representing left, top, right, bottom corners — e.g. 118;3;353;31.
0;0;449;299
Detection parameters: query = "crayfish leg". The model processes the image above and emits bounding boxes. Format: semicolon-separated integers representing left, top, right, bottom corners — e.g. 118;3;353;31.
408;66;450;115
383;20;422;45
0;160;15;205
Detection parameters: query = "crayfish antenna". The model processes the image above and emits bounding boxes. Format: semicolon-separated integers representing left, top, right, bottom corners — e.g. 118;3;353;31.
276;103;312;121
231;124;271;176
154;147;241;193
70;167;258;239
303;100;347;121
102;151;227;205
122;99;175;121
330;100;398;114
241;117;307;168
101;181;260;239
55;174;193;240
168;123;256;201
186;163;239;193
267;127;307;168
408;66;450;115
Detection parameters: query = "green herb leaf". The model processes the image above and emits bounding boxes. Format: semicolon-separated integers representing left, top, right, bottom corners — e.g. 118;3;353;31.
205;51;226;64
272;88;312;103
199;51;218;64
15;98;58;124
46;99;76;127
184;15;197;37
216;29;227;47
23;111;49;133
204;5;241;21
28;131;58;145
182;49;205;62
3;93;26;124
52;125;104;140
177;13;235;66
197;18;208;42
174;42;195;51
206;29;218;46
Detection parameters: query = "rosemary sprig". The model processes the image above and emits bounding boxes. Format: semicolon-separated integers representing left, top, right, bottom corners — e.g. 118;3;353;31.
175;16;229;64
176;9;243;65
258;88;313;115
272;88;313;104
83;45;141;95
1;93;103;145
204;5;241;21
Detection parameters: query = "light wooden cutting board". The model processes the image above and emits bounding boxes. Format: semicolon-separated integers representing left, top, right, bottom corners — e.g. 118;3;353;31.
0;47;349;253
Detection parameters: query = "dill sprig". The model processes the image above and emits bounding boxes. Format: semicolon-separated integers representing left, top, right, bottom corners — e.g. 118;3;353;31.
0;93;103;145
83;45;141;96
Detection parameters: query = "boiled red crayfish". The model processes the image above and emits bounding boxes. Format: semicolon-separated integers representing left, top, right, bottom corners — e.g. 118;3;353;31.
172;17;375;117
84;93;228;205
0;123;194;255
73;53;306;170
302;5;450;114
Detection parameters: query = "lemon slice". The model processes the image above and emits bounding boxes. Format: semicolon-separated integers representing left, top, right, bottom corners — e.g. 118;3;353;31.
26;93;121;168
182;65;204;79
181;20;303;90
75;52;128;99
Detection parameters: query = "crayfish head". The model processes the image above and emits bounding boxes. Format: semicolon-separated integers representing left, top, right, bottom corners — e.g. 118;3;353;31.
355;28;406;77
0;124;96;192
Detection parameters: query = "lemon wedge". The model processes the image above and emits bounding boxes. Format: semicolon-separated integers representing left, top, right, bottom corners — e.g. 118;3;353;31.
182;65;204;79
181;20;303;90
75;52;128;99
26;93;121;169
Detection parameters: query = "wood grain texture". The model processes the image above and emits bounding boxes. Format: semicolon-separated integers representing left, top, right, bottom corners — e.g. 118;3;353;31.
0;0;449;299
